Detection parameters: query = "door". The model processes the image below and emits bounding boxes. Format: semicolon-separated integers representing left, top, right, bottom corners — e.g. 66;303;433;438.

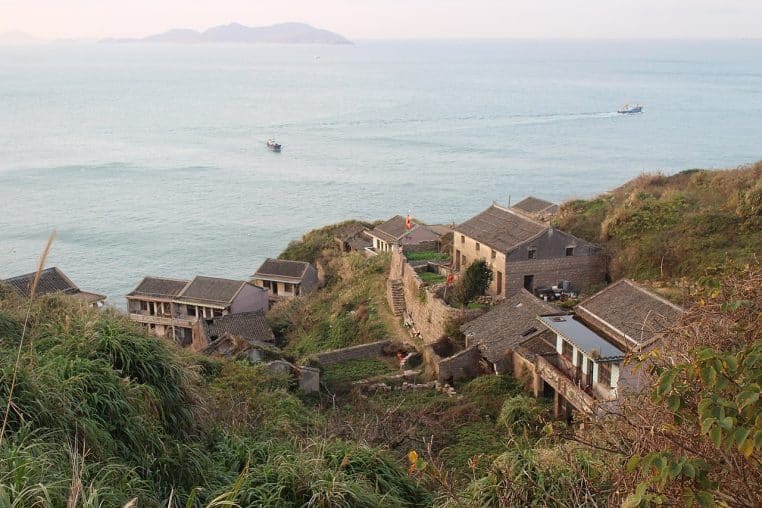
496;271;503;294
455;250;461;271
523;275;534;292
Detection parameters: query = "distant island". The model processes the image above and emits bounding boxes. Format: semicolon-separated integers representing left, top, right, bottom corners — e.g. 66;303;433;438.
101;22;352;45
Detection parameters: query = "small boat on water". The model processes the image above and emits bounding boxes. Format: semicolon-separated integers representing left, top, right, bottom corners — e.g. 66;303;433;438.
267;139;282;152
618;104;643;114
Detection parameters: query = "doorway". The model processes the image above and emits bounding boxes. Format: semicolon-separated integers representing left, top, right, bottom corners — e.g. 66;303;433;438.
523;275;534;292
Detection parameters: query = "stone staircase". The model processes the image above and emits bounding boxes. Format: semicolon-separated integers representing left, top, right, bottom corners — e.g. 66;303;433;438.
387;279;405;316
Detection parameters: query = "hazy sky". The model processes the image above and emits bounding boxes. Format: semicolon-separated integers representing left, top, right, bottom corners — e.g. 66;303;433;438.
2;0;761;40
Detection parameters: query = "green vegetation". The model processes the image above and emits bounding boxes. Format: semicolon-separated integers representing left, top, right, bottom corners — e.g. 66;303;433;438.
322;358;395;387
554;163;762;280
268;252;391;361
449;259;493;307
419;271;446;285
0;293;429;507
405;251;450;262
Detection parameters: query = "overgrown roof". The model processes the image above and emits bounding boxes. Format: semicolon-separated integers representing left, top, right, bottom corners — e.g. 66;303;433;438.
512;196;559;215
455;204;547;253
334;223;368;242
201;311;275;344
4;267;78;297
576;279;683;349
127;276;190;300
253;258;313;280
461;289;559;363
176;276;253;307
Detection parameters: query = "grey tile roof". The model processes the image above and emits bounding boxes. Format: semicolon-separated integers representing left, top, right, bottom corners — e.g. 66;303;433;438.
538;314;625;362
176;276;249;306
254;258;311;279
577;279;683;348
514;330;558;361
346;233;372;251
127;276;190;299
461;289;560;363
370;215;410;243
202;311;275;343
512;196;559;215
456;205;547;253
3;267;79;297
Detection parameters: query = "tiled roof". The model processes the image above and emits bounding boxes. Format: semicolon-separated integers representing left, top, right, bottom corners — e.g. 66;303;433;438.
456;205;547;253
369;216;411;243
512;196;559;215
577;279;683;348
253;258;311;280
461;289;560;363
176;276;249;306
202;311;275;343
3;267;78;297
127;276;189;299
346;233;372;251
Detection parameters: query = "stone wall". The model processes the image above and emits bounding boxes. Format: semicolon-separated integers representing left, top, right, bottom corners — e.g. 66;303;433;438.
401;241;439;255
506;254;606;296
314;339;392;366
391;248;461;346
436;346;481;384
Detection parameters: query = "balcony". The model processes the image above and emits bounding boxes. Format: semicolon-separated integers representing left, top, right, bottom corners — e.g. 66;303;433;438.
537;355;597;414
129;313;173;326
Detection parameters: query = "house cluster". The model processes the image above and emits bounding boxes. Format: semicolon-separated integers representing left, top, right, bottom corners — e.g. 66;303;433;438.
2;195;686;420
461;280;682;419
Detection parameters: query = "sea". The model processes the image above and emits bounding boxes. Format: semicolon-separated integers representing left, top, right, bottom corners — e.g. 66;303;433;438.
1;40;761;305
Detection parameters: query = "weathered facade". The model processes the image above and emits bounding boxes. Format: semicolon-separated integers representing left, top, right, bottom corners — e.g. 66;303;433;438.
533;279;683;419
453;204;605;297
127;275;268;346
333;223;372;253
252;258;319;305
3;267;106;307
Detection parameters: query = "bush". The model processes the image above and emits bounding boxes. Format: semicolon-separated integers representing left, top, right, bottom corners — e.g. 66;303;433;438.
497;395;547;438
450;260;493;307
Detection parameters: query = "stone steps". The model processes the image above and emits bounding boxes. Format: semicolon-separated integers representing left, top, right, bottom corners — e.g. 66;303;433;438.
387;279;406;316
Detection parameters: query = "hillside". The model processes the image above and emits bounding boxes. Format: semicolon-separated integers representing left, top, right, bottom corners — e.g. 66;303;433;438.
554;162;762;282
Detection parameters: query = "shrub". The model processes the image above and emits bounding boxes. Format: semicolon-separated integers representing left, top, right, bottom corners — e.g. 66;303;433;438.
450;260;493;307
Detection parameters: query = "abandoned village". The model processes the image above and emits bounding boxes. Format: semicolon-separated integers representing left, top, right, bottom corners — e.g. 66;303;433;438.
2;196;685;421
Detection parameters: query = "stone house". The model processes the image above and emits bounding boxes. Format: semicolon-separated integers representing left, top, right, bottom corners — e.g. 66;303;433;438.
333;223;372;253
191;310;275;352
511;196;559;222
127;275;268;346
534;279;683;419
460;289;560;380
3;267;106;307
252;258;319;305
452;203;605;297
367;215;442;253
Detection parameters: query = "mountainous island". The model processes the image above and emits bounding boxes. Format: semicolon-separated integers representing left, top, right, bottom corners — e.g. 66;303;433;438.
102;22;352;45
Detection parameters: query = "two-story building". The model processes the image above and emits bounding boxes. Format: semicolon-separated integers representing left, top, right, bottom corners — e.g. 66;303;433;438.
367;215;442;253
251;258;319;305
126;275;268;346
453;203;605;297
3;267;106;307
534;279;683;420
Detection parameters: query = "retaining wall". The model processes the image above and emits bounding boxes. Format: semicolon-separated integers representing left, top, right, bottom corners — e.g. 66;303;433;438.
315;339;392;366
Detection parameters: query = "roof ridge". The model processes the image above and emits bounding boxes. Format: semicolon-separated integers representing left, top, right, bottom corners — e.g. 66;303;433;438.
491;203;546;226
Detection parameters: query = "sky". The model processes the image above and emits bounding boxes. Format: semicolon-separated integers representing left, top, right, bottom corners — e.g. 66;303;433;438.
1;0;761;40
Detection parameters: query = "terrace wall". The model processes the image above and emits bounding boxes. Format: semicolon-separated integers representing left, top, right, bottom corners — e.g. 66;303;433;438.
314;339;392;366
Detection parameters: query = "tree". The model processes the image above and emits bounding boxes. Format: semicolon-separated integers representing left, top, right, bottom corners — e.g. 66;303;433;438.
451;260;493;307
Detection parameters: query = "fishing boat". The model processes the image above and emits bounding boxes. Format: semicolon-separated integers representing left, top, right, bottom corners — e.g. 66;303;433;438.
617;104;643;114
267;139;282;152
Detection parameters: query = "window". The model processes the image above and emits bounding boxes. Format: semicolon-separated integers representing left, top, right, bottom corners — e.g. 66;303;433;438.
491;249;496;260
598;363;612;387
140;301;148;311
461;235;465;244
187;305;196;317
561;340;573;361
528;247;536;259
475;242;480;251
284;283;293;293
565;246;574;257
213;309;223;317
462;255;467;266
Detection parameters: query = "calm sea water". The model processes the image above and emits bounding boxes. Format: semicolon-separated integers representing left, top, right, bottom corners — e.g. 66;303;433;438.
1;40;761;305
